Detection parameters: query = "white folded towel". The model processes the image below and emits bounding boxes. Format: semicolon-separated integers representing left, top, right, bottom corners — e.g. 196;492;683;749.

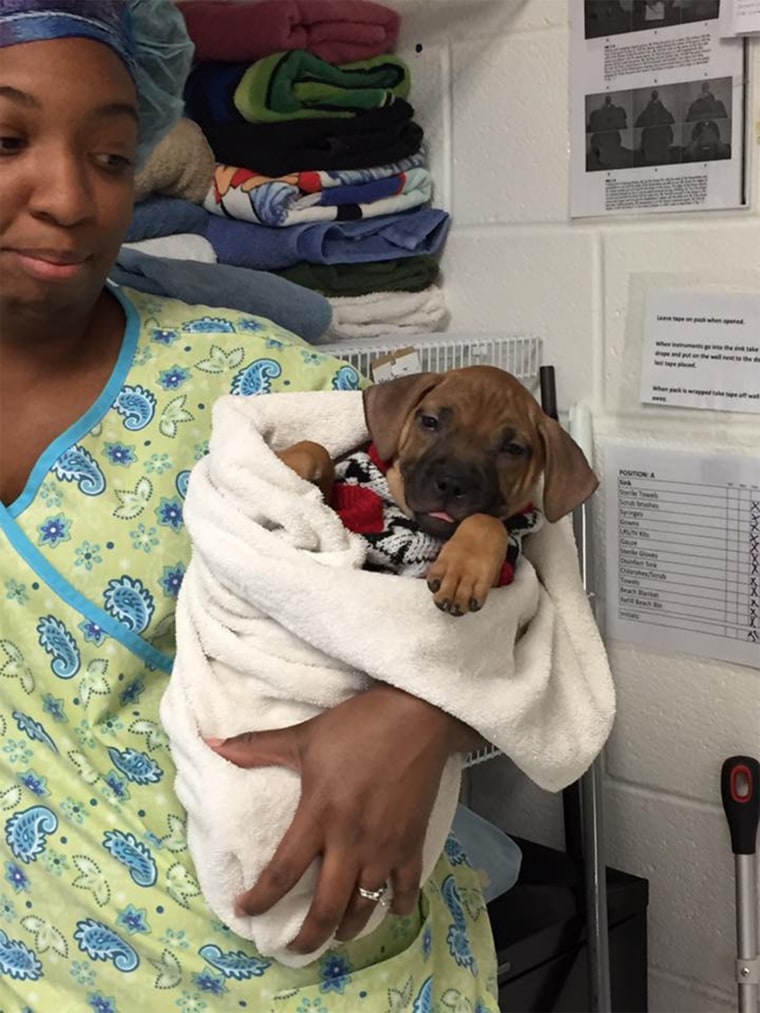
122;234;217;263
160;390;615;967
325;285;447;340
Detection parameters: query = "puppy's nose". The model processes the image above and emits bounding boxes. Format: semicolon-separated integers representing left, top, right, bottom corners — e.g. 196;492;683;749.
433;462;479;500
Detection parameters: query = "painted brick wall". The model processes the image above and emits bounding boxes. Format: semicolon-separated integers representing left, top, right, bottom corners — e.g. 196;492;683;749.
390;2;760;1009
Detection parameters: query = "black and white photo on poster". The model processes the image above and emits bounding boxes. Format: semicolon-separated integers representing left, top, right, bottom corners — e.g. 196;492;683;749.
585;76;733;171
584;0;720;40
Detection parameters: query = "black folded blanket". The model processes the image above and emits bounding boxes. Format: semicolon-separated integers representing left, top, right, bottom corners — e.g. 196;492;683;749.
200;101;423;176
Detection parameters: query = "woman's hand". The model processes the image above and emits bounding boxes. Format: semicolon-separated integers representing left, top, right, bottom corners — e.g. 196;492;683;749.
207;684;476;955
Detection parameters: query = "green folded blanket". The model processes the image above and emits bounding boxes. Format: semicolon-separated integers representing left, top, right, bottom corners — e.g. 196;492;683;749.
274;256;440;296
234;50;410;123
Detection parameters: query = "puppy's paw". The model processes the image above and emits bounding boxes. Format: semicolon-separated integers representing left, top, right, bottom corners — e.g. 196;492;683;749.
426;551;497;616
425;515;508;617
276;441;335;500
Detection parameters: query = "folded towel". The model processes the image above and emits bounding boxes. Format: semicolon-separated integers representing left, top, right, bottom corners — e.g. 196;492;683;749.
160;389;615;965
233;50;411;123
184;61;249;126
110;249;332;343
134;118;216;203
205;163;432;227
324;285;448;340
206;151;425;212
122;235;217;263
198;102;423;176
126;196;209;242
205;207;451;271
179;0;400;65
275;255;441;296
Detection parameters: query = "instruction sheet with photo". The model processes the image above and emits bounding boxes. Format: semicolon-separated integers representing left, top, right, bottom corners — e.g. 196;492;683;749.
604;445;759;668
640;289;760;412
570;1;748;217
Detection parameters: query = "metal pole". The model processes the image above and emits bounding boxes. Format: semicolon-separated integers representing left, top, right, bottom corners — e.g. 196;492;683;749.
581;754;612;1012
541;369;586;861
571;404;612;1013
721;756;760;1013
735;853;759;1013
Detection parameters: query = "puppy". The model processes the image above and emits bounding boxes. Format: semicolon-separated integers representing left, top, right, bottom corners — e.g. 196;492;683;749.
278;365;597;616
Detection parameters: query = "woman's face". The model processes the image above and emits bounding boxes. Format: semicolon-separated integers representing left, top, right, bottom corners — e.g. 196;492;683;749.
0;37;138;315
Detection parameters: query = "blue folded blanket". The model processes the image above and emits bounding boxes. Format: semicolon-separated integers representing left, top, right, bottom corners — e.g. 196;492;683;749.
110;248;332;344
205;207;451;270
126;198;451;271
126;196;209;242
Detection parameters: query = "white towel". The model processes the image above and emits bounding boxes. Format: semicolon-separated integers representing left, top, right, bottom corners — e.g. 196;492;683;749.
160;390;615;967
325;285;448;340
122;234;217;263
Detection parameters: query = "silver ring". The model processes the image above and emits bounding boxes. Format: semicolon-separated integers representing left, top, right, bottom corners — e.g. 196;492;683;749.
357;883;387;904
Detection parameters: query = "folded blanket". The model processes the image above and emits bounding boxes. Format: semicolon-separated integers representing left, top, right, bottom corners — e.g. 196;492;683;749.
205;207;451;270
207;151;425;211
199;102;423;176
276;255;441;295
205;163;432;227
234;51;411;123
110;248;332;343
324;285;448;340
122;235;217;263
184;61;249;126
160;390;615;965
126;196;209;242
134;118;216;203
179;0;400;65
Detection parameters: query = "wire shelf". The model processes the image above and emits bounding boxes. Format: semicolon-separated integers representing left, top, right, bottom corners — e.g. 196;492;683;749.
464;744;502;769
319;332;542;389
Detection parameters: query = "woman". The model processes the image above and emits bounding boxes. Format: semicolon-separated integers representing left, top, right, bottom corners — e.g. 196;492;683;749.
0;2;499;1009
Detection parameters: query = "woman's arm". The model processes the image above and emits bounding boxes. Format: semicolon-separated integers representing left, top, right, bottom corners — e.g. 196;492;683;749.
207;683;480;955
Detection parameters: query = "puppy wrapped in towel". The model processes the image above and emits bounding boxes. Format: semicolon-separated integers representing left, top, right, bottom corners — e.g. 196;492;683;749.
161;369;615;967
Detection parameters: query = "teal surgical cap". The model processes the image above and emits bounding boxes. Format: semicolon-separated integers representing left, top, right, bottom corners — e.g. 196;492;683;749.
0;0;195;163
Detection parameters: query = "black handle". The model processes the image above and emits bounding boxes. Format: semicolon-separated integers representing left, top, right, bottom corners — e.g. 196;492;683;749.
721;755;760;855
539;365;558;421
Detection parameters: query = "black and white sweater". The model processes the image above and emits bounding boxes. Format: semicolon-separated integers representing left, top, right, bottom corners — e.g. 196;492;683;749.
332;444;543;582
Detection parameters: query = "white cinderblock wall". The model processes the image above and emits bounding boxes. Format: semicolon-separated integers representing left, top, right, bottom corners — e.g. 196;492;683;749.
391;2;760;1010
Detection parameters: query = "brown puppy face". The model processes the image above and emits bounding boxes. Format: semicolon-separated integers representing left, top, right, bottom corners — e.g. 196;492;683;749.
364;365;598;539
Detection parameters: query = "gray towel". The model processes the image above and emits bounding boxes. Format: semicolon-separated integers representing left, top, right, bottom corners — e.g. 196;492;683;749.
126;196;209;242
110;248;332;344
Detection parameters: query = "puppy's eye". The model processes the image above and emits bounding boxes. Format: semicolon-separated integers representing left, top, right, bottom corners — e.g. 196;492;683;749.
419;414;439;431
502;442;527;457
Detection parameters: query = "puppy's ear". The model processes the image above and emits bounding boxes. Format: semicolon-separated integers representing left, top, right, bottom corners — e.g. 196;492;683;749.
537;416;599;522
363;372;442;461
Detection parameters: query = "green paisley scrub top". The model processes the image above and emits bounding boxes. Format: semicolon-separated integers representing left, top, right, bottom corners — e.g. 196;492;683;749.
0;286;498;1013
